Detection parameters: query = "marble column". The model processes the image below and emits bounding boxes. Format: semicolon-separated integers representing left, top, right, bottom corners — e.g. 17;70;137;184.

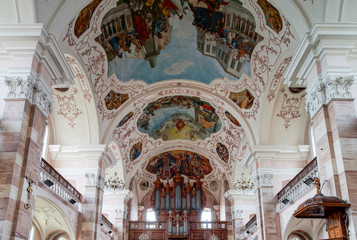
113;190;132;240
82;168;106;240
254;172;276;240
0;76;52;240
225;190;245;240
306;75;357;239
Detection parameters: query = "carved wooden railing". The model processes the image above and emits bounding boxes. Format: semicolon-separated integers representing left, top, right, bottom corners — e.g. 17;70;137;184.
129;221;228;240
129;221;167;240
245;215;257;234
277;158;318;209
39;158;81;209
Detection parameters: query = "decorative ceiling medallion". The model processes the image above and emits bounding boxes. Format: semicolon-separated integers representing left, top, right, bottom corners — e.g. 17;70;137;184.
210;180;219;192
229;89;255;109
139;180;149;191
137;95;221;141
146;150;213;179
104;90;129;110
129;142;142;162
257;0;283;34
225;111;241;127
216;142;229;163
74;0;103;38
117;112;134;128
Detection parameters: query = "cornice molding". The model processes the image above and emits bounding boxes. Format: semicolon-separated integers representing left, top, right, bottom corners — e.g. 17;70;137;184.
284;23;357;86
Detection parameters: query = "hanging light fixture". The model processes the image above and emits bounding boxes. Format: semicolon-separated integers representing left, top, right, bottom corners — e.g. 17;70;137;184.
104;172;125;192
233;173;254;192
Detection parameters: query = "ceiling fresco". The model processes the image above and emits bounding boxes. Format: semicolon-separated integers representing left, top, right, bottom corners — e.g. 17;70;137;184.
61;0;299;189
145;150;213;179
92;0;264;84
137;95;222;141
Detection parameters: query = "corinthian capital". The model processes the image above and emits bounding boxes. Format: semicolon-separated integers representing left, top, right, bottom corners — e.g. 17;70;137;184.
5;76;53;116
305;75;355;117
5;76;35;101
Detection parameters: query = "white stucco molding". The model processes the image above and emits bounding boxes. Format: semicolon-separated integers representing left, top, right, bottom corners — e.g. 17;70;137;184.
305;75;355;117
0;24;74;86
284;23;357;86
242;145;310;168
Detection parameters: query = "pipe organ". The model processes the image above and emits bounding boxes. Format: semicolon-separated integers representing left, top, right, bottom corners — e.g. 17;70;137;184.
150;173;206;235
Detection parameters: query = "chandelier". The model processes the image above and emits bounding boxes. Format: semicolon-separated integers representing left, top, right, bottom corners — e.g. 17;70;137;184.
233;173;254;192
104;172;125;192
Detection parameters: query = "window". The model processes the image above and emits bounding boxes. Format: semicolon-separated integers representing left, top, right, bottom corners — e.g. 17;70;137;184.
146;208;156;228
41;125;49;159
201;208;212;229
146;208;156;221
310;125;316;158
206;44;211;53
29;226;35;240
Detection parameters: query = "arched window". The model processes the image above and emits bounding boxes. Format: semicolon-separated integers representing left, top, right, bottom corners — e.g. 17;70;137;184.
146;208;156;222
145;208;156;229
201;208;212;228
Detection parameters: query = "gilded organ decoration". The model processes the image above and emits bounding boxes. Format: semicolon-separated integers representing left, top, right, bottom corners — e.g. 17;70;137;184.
229;89;255;109
104;90;129;110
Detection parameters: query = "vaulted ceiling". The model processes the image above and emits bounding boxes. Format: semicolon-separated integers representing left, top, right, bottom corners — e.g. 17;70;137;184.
39;0;347;200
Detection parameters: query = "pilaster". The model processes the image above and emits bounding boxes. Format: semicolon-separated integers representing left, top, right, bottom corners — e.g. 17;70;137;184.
0;82;49;240
225;190;245;240
306;75;357;239
82;168;106;240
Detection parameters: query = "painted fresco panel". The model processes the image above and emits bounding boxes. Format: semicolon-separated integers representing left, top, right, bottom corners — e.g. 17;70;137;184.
146;150;213;179
137;95;221;141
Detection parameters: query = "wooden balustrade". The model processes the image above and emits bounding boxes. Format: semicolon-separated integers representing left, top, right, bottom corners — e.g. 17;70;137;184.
129;221;227;240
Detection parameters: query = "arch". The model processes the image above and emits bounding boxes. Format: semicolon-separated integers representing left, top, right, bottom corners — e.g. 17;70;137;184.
33;196;76;240
287;230;312;240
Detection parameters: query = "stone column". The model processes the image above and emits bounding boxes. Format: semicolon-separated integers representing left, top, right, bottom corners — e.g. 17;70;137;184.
82;168;106;240
0;76;52;240
225;190;245;240
253;171;276;240
113;190;132;240
219;178;227;221
306;75;357;239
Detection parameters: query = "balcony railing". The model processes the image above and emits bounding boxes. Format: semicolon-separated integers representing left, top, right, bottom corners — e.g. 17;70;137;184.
277;158;318;209
39;158;81;210
129;221;168;230
101;214;114;234
245;215;257;234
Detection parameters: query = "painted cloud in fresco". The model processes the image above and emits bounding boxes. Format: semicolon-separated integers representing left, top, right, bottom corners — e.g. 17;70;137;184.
164;59;194;75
